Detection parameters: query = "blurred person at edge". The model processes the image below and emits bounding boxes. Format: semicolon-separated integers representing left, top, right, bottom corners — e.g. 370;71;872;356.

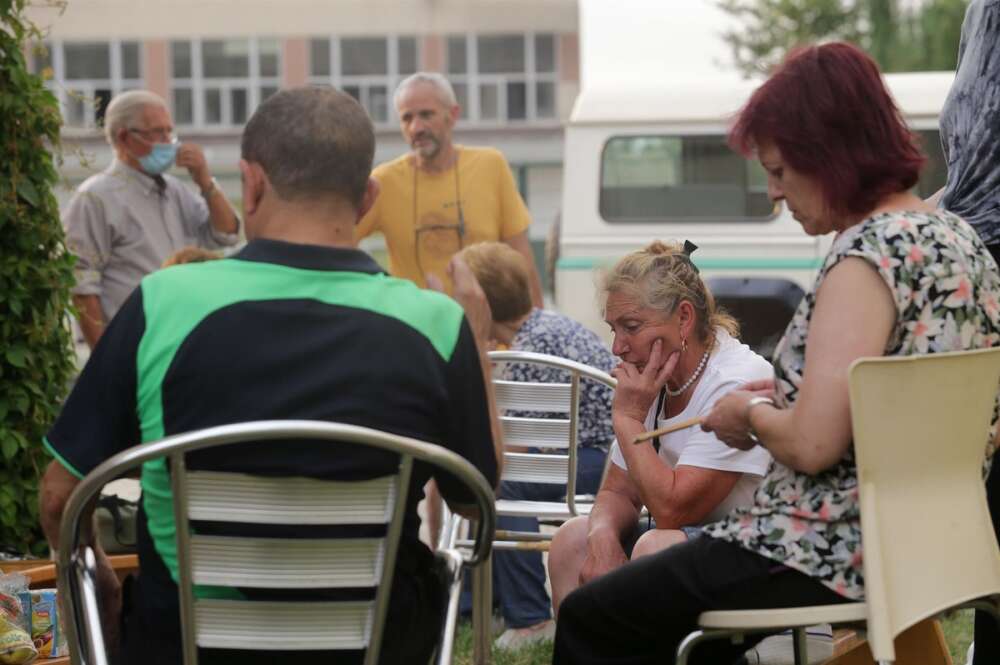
64;90;240;348
354;72;543;304
933;2;1000;663
454;241;616;649
551;42;1000;665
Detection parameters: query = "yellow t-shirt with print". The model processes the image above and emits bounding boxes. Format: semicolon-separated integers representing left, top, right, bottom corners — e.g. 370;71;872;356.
355;145;531;291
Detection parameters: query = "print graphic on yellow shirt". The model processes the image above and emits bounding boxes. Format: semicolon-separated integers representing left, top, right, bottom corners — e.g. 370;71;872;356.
355;146;531;292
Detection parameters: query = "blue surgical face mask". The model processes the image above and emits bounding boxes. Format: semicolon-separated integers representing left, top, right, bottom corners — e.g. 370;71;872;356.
138;139;179;175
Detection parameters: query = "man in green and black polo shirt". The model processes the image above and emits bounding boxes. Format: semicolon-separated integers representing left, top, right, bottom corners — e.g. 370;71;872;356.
39;87;502;665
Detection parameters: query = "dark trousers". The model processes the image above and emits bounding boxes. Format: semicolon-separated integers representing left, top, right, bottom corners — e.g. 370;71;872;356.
974;243;1000;665
553;536;849;665
460;446;606;627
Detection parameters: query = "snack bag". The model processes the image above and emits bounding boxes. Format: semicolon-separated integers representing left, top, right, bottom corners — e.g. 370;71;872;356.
0;573;36;665
21;591;64;659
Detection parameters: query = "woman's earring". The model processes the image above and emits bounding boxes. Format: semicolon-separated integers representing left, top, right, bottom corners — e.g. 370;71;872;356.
681;337;688;353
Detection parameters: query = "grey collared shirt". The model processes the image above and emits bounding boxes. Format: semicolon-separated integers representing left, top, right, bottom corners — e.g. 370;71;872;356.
63;159;241;320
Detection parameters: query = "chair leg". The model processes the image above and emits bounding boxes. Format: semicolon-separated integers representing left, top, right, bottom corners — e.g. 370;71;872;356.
471;553;493;665
793;626;809;665
434;550;465;665
676;630;707;665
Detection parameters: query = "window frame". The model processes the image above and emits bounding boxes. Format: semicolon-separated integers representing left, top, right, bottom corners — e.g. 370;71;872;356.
36;40;145;131
446;32;559;126
307;34;420;127
170;37;282;130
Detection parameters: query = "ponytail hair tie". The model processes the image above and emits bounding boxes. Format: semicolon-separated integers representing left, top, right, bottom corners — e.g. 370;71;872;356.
683;240;698;256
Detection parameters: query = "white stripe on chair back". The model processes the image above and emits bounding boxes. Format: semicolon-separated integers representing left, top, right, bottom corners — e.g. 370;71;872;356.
500;416;571;449
194;599;372;651
501;452;570;484
190;536;385;589
494;379;572;413
186;472;396;524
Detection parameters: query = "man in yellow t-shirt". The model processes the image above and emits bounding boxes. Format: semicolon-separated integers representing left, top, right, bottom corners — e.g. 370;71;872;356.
355;72;543;304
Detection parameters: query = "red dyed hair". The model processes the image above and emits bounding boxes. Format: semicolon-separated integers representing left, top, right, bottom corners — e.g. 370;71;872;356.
729;42;925;217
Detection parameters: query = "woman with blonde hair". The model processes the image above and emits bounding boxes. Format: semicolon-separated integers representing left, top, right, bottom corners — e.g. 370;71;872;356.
548;239;773;616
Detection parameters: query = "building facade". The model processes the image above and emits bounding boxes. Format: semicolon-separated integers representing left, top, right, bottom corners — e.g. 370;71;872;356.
27;0;580;279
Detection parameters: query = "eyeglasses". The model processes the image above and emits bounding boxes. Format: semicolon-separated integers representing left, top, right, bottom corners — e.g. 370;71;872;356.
128;127;176;143
413;154;467;281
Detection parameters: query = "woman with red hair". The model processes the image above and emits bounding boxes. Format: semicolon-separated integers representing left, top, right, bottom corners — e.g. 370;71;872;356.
552;41;1000;665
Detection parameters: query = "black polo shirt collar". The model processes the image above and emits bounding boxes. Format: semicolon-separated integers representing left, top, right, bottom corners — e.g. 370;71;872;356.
234;238;385;274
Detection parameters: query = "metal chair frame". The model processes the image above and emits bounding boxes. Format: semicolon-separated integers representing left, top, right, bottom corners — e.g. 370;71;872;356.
676;348;1000;665
445;349;615;664
58;420;496;665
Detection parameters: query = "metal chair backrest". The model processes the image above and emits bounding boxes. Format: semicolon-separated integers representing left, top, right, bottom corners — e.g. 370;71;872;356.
849;348;1000;662
488;350;615;516
58;420;496;665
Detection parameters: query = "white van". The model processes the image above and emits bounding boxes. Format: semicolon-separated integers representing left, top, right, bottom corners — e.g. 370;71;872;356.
554;71;954;349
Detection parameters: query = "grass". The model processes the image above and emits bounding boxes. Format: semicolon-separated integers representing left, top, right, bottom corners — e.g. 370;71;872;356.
451;611;976;665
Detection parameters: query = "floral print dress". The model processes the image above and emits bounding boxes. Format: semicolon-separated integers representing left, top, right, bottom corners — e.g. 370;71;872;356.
704;209;1000;600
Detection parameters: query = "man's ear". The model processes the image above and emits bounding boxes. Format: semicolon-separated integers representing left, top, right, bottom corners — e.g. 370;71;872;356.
356;177;380;223
239;159;266;216
447;103;460;127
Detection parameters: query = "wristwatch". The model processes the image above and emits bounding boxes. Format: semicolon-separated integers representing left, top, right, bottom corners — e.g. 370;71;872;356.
745;396;776;444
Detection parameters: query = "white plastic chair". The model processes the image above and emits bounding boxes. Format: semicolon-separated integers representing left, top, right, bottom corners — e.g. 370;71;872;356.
57;420;496;665
676;347;1000;665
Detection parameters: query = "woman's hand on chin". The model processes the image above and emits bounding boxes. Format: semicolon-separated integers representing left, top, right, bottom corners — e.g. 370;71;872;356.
701;389;757;450
611;339;680;422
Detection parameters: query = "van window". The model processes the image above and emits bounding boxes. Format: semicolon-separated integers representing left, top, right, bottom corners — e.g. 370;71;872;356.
600;135;774;223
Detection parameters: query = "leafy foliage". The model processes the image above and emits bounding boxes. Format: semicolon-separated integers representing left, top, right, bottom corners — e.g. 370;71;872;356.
718;0;970;76
0;0;76;556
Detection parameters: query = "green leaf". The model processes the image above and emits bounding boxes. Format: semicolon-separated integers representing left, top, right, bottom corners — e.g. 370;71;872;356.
15;180;40;208
5;346;27;368
0;436;17;460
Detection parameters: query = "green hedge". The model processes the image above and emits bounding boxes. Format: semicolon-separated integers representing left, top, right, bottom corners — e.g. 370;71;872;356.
0;0;77;556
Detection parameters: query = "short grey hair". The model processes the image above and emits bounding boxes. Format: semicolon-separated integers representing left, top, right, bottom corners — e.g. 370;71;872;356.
103;90;168;146
393;72;458;110
242;86;374;206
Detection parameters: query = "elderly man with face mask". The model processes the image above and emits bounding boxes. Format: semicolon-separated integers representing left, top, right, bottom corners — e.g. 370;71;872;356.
354;72;543;304
63;90;240;348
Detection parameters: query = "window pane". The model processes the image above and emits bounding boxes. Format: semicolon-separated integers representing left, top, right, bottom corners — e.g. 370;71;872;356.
398;36;417;75
506;81;526;120
171;41;192;78
534;34;555;72
600;135;772;221
258;38;280;77
477;35;524;74
231;88;248;124
95;88;112;126
65;92;87;126
341;38;387;76
64;42;110;80
310;39;331;76
479;83;498;121
447;36;466;74
343;85;361;103
453;82;468;119
260;86;279;102
31;42;52;76
204;88;222;124
536;81;555;118
203;39;250;78
369;85;389;124
121;41;141;79
173;88;193;124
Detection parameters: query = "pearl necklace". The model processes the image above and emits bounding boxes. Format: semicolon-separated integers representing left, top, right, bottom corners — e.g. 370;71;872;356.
665;348;710;397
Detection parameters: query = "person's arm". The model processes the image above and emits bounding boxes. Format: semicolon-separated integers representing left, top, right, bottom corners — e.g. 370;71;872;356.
579;464;642;584
176;142;239;235
702;257;896;474
72;294;105;349
504;230;544;307
40;460;122;653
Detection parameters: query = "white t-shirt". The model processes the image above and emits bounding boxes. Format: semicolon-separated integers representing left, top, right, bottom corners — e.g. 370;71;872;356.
609;329;773;525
